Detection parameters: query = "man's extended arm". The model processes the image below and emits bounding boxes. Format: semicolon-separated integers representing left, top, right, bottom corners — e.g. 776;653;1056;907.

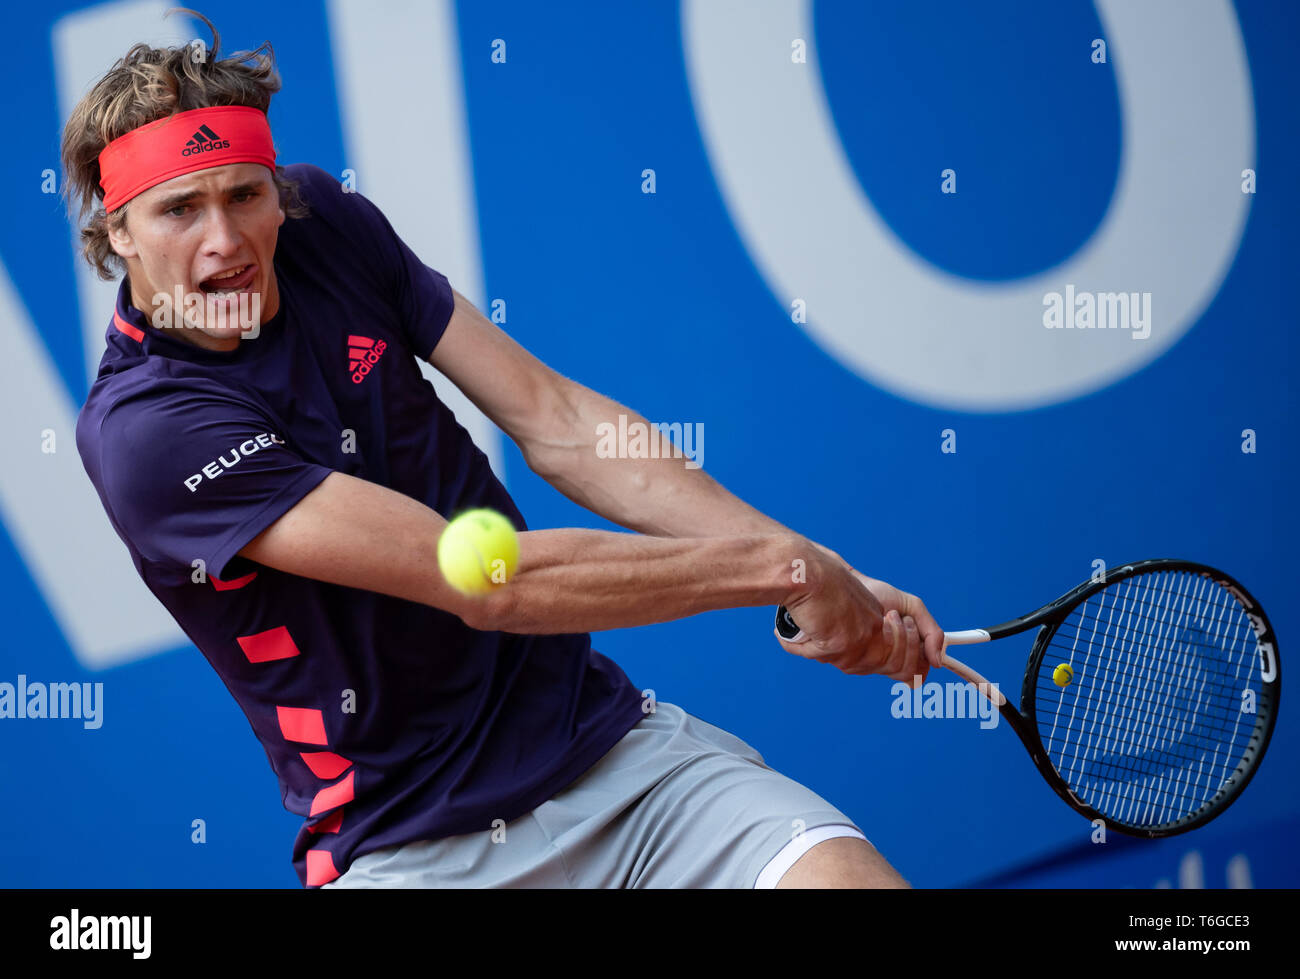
239;469;932;681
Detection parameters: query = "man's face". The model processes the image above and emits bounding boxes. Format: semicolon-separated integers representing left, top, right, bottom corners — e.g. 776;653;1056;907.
108;163;285;351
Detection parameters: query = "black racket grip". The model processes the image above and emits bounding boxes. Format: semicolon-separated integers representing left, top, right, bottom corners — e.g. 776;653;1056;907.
774;605;804;641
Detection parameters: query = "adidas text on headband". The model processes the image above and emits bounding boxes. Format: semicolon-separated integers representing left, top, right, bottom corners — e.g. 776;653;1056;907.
97;106;277;212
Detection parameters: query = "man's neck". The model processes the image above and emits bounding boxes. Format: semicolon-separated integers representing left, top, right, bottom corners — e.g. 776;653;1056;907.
128;274;279;352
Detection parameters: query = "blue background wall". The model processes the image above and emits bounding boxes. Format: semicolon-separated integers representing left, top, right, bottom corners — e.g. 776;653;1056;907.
1;0;1294;887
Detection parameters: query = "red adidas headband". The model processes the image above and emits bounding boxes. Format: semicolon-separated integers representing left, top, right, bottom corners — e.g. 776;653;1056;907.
97;105;277;212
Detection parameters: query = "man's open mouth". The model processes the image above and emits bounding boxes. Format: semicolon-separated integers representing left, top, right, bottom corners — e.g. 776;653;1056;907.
199;264;257;295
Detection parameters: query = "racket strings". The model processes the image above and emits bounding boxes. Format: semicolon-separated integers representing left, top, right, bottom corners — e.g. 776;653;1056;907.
1074;572;1259;826
1033;569;1266;830
1079;572;1258;826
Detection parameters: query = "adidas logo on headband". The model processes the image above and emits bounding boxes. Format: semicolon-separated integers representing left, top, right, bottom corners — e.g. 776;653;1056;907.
181;124;231;157
97;105;277;211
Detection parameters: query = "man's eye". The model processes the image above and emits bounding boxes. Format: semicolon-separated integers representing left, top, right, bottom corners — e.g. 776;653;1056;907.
233;190;258;203
167;205;189;217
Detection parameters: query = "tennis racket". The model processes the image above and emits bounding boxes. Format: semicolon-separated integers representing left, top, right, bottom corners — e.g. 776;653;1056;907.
774;558;1279;838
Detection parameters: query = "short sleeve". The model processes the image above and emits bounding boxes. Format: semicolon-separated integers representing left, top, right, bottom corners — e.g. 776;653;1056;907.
97;389;334;579
291;164;457;361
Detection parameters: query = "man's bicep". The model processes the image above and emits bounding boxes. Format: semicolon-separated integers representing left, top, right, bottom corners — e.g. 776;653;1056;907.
237;471;475;622
427;289;576;455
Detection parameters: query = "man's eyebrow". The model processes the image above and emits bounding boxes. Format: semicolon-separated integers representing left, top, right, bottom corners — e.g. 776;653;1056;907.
153;182;264;210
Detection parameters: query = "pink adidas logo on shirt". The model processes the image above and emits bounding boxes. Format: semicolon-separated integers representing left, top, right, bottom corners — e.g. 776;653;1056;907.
348;335;387;384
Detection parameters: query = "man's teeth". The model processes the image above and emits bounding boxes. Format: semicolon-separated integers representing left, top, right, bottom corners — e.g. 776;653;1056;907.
202;266;253;297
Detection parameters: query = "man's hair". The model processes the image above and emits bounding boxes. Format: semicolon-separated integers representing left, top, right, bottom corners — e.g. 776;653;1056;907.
60;8;308;281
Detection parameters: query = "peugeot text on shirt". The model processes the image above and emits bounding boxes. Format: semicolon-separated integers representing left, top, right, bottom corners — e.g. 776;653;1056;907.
184;432;287;492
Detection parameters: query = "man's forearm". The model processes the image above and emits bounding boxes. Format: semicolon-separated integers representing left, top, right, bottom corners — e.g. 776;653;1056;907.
524;384;792;539
473;528;803;635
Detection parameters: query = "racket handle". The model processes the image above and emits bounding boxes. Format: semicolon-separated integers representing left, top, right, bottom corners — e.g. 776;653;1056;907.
772;606;1006;707
774;606;989;647
774;605;804;641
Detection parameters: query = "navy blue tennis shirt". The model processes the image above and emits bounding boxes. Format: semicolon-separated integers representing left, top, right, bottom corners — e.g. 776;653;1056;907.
76;162;646;887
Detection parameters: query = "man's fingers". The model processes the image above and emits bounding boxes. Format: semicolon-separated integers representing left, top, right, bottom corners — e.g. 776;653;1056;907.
889;643;930;685
884;609;906;677
903;595;946;668
923;624;945;668
904;614;922;677
904;616;929;687
890;666;930;685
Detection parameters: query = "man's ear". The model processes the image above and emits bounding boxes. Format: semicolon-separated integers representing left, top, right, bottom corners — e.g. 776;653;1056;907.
106;212;138;260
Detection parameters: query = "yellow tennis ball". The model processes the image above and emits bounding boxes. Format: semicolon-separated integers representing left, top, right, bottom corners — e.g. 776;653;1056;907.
437;508;519;596
1053;662;1074;687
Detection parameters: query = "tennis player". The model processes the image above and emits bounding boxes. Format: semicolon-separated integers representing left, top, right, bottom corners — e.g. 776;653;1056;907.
66;16;945;888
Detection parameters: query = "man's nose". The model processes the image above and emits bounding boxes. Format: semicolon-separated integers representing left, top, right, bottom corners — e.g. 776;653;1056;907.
202;206;242;255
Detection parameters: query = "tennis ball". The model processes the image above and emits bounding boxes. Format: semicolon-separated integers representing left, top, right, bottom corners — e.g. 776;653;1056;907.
1053;662;1074;687
437;508;519;596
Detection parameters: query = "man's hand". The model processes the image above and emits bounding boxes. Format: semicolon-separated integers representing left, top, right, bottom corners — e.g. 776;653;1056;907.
849;568;947;675
775;543;944;686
